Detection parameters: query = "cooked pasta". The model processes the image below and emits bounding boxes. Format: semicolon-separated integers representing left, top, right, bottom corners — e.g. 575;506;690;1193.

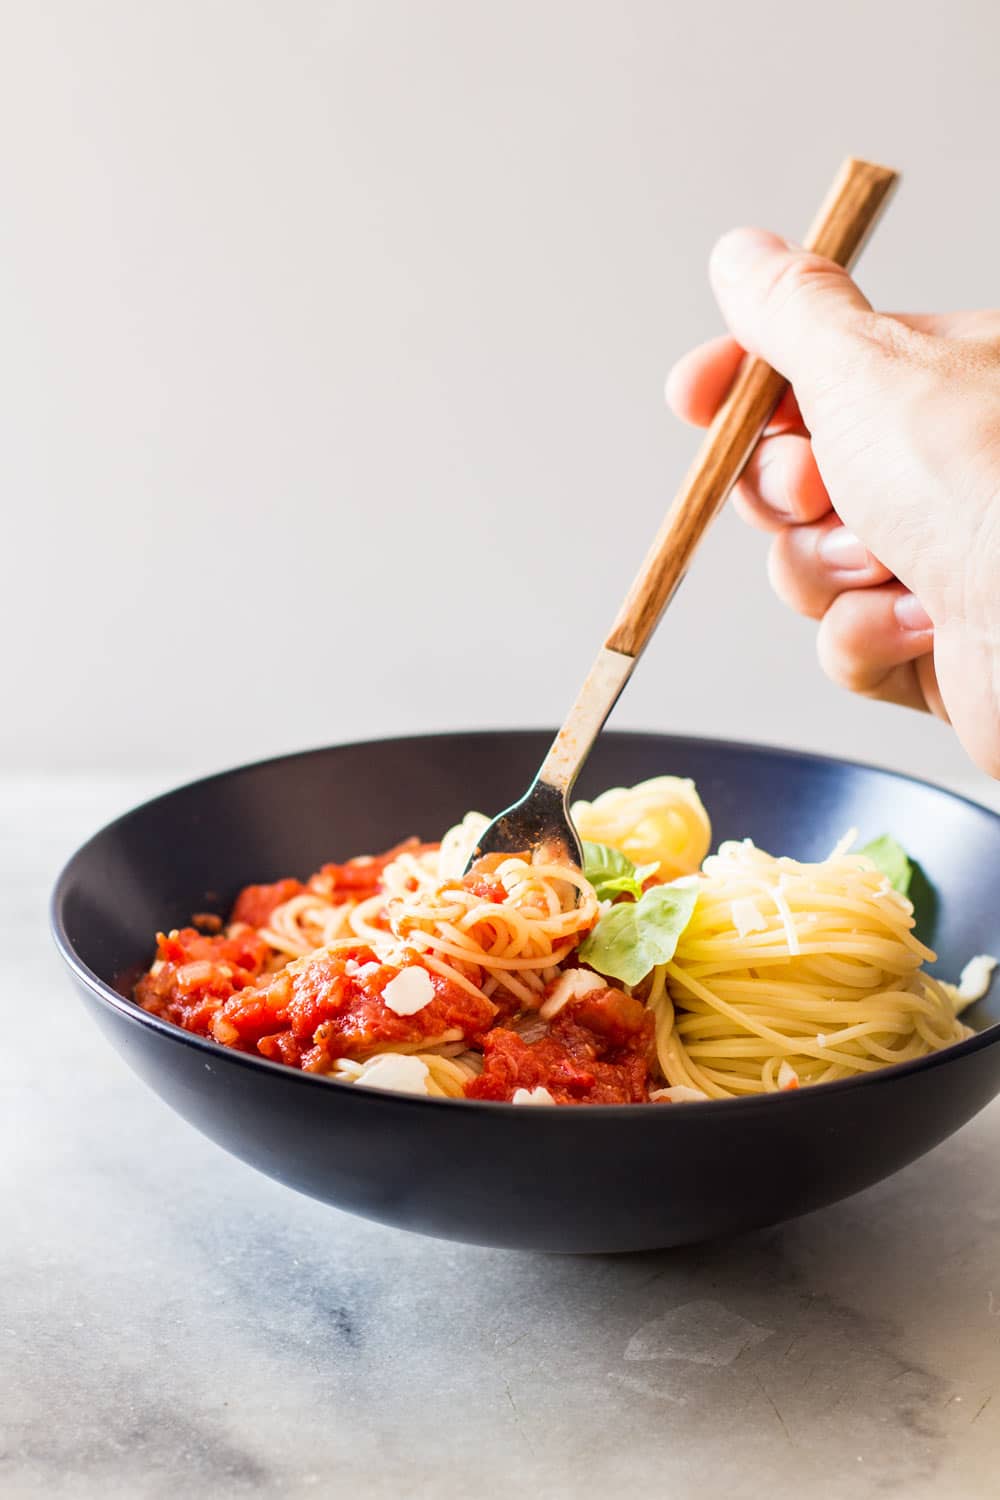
645;840;971;1099
571;776;711;880
134;774;987;1106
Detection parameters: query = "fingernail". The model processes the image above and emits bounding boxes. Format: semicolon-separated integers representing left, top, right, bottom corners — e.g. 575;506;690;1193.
710;228;788;285
818;528;870;572
894;593;933;632
753;448;792;517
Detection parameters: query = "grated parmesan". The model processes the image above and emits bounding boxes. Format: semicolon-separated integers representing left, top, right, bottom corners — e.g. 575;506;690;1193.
382;966;435;1016
352;1054;431;1095
730;897;768;939
539;968;607;1021
828;827;860;859
771;879;800;956
777;1060;800;1090
957;954;998;1003
512;1086;556;1105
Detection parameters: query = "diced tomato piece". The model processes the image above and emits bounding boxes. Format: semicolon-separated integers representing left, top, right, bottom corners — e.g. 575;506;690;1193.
230;879;305;928
208;946;495;1068
463;873;508;903
465;988;654;1104
257;1030;308;1068
153;925;268;973
569;986;650;1046
134;924;272;1034
212;971;293;1048
307;839;438;900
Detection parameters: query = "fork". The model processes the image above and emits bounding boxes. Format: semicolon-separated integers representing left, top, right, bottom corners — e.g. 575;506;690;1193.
466;156;899;873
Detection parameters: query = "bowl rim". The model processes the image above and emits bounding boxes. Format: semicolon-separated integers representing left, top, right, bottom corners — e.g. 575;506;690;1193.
50;727;1000;1121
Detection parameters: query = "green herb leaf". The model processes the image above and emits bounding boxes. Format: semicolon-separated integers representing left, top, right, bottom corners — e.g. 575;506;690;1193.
582;841;637;897
582;841;658;903
579;884;698;987
860;834;913;895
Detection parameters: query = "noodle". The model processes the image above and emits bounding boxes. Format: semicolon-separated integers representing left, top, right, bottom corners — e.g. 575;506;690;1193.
348;854;598;1007
571;776;711;880
333;1049;482;1099
258;893;357;957
646;840;971;1098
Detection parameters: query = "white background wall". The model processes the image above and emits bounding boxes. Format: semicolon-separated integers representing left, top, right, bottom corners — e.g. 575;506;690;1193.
4;1;999;795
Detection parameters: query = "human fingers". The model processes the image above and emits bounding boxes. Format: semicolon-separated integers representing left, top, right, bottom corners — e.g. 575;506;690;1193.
665;337;743;427
731;434;833;533
665;309;1000;438
665;336;804;433
766;517;893;616
816;584;943;715
886;310;1000;340
708;229;881;401
666;311;1000;436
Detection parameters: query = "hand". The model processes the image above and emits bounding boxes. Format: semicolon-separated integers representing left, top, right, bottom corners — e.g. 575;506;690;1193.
666;228;1000;777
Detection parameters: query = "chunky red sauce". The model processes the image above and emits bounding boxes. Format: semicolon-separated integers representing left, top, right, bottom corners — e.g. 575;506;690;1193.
309;839;431;900
134;842;655;1104
136;925;272;1033
466;989;654;1104
215;946;495;1071
230;879;305;928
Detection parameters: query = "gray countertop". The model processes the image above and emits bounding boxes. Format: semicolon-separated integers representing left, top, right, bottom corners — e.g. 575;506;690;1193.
6;772;1000;1499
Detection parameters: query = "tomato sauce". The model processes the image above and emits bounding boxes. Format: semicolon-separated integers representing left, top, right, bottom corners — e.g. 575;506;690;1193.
134;839;655;1104
308;839;438;900
230;879;305;928
212;946;495;1069
135;924;272;1034
462;873;508;903
465;989;654;1104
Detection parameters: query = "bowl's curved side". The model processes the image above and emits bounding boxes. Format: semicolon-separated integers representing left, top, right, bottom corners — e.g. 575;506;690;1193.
71;969;1000;1253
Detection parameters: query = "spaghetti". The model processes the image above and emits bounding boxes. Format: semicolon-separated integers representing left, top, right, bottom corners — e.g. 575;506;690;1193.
572;776;711;881
134;776;986;1105
645;840;972;1099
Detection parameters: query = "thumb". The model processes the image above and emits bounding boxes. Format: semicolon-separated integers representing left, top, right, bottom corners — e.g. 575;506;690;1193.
709;228;878;405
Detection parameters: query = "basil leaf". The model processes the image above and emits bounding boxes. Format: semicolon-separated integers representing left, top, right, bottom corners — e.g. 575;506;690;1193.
583;841;637;896
594;864;660;902
579;884;698;987
860;834;913;895
582;842;658;902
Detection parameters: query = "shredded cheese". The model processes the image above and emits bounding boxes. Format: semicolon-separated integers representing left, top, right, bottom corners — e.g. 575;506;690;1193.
777;1060;799;1090
730;897;767;939
771;879;800;956
958;954;998;1003
351;1054;431;1095
382;966;435;1016
828;827;860;859
512;1086;556;1105
650;1085;709;1104
539;968;606;1021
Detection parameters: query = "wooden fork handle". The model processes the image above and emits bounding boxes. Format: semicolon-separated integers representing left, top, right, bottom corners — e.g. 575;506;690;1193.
604;156;898;660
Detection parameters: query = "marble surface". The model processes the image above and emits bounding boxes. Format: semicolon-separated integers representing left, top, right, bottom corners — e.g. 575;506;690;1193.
6;772;1000;1499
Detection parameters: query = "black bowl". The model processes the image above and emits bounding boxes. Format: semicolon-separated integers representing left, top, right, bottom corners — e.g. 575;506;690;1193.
51;731;1000;1253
